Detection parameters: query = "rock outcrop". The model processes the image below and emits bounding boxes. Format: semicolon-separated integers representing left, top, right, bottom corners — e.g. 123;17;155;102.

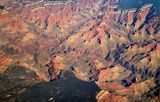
0;0;159;101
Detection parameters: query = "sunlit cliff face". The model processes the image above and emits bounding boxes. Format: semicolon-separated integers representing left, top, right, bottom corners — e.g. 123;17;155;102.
0;0;160;102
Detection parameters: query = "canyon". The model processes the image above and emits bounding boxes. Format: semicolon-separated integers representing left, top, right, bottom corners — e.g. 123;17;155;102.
0;0;160;102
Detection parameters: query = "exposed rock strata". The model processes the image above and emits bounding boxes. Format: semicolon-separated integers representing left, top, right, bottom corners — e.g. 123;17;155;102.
0;0;159;101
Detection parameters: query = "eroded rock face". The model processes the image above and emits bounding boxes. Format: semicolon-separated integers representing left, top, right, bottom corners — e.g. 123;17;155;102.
0;0;160;101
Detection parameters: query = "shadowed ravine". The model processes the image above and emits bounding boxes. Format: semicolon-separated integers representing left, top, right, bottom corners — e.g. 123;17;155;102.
0;66;100;102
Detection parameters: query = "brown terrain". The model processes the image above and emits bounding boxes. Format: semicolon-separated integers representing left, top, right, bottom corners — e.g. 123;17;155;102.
0;0;160;102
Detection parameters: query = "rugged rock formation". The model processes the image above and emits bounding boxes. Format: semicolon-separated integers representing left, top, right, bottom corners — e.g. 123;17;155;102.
0;0;159;102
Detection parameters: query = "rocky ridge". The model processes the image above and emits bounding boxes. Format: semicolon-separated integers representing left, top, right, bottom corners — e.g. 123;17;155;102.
0;0;160;102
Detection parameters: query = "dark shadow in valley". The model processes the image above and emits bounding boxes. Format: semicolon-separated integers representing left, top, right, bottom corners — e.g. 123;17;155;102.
17;71;100;102
0;66;100;102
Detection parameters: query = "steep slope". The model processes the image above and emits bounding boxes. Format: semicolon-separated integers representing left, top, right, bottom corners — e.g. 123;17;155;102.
0;0;159;102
